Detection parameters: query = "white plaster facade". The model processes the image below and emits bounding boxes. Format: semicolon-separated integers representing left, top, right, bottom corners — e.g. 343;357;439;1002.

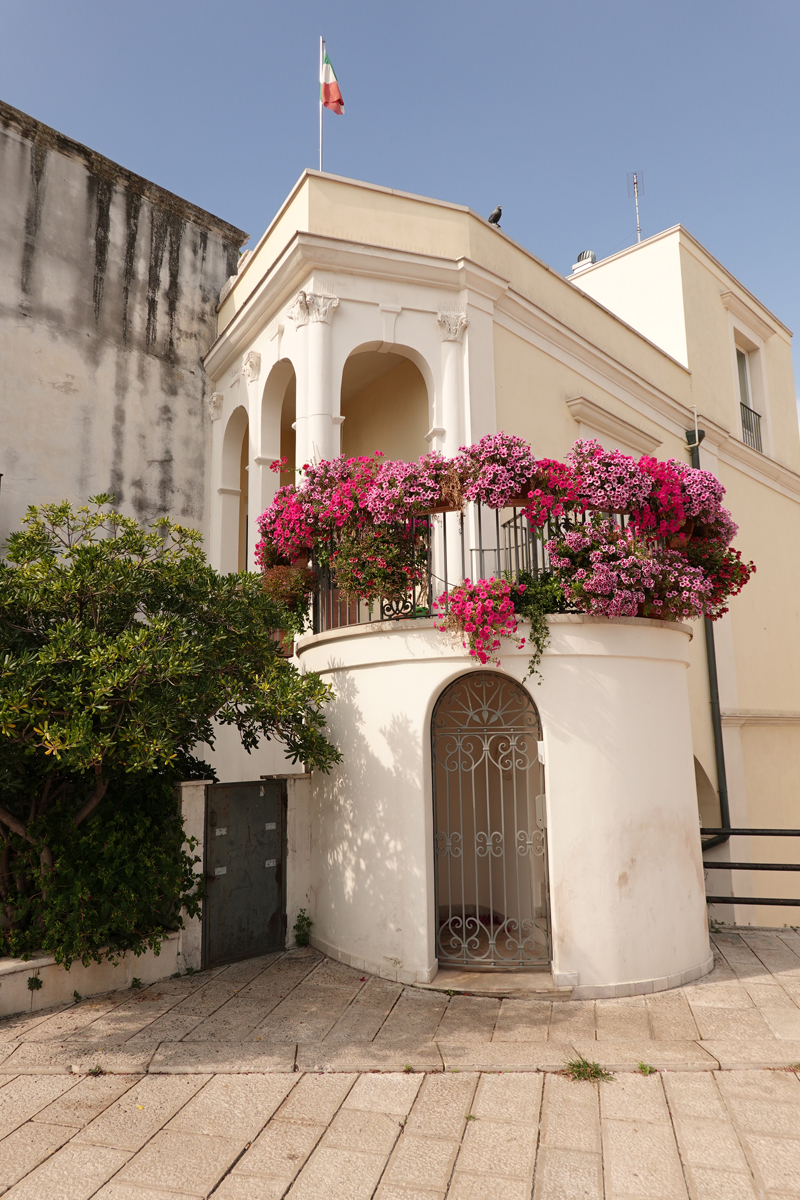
201;170;800;986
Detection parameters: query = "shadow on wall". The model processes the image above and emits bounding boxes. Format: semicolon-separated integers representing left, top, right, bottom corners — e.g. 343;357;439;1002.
312;661;428;975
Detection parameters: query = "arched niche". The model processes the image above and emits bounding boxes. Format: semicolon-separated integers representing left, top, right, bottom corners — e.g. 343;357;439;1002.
339;343;431;462
220;405;248;574
258;359;297;522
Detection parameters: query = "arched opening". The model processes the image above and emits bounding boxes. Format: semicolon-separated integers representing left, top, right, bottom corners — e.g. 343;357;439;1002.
220;405;248;575
432;672;550;969
340;349;429;461
256;360;297;537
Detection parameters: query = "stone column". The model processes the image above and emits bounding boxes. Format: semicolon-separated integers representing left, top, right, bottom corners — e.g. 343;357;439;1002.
290;290;340;466
437;308;469;586
437;308;469;456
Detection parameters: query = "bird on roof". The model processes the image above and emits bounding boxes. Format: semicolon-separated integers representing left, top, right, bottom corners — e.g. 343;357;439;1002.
488;205;502;228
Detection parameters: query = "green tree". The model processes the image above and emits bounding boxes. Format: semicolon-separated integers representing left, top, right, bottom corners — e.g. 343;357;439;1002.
0;496;339;960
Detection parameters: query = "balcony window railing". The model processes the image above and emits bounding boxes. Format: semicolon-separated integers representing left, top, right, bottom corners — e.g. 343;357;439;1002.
740;402;762;452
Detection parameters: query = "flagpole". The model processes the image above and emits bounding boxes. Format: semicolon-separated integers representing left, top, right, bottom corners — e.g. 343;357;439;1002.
319;36;323;173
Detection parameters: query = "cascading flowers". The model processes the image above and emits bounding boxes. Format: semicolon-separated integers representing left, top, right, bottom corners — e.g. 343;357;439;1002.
434;577;525;666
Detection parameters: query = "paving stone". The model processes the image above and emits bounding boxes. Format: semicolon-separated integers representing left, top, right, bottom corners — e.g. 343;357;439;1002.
297;1040;442;1073
149;1039;295;1074
166;1072;298;1140
492;999;551;1042
571;1039;718;1070
94;1184;196;1199
21;998;122;1042
672;1115;750;1170
277;1071;356;1124
662;1072;728;1120
645;993;700;1041
31;1073;141;1128
404;1072;477;1139
451;1175;530;1200
548;999;596;1040
0;1007;70;1040
323;977;403;1044
681;1165;759;1199
3;1140;130;1199
73;1072;210;1151
599;1072;669;1122
236;954;321;1004
375;990;448;1043
322;1106;403;1154
532;1147;603;1200
115;1128;242;1195
457;1117;537;1179
700;1039;800;1068
231;1117;325;1179
690;1006;773;1040
215;952;286;986
288;1146;388;1200
250;991;355;1044
439;1040;573;1072
723;1096;800;1137
435;995;499;1042
0;1040;153;1075
0;1120;75;1189
759;1005;800;1039
471;1071;542;1125
211;1178;290;1200
0;1075;78;1136
595;998;652;1041
540;1073;600;1153
182;998;271;1041
742;981;797;1007
715;1068;800;1101
682;981;755;1009
343;1071;422;1117
382;1133;459;1191
167;981;245;1018
122;1013;204;1045
744;1134;800;1194
602;1117;689;1197
376;1186;447;1200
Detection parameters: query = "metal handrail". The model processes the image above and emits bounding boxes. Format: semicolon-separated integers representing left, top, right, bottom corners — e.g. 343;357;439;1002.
702;827;800;907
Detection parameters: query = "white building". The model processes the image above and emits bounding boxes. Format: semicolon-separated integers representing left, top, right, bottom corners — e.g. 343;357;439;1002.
203;170;800;996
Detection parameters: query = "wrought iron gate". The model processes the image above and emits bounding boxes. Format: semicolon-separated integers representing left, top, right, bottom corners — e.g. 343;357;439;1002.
432;673;550;969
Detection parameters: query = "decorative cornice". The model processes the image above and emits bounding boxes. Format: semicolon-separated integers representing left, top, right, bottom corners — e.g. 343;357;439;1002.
242;351;261;383
438;308;469;342
566;396;662;455
722;710;800;727
207;392;224;421
720;291;776;342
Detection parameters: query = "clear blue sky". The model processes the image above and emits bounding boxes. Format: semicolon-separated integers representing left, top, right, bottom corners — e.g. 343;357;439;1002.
2;0;798;393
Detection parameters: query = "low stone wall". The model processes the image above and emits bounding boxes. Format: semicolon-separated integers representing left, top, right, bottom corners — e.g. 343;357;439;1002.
0;930;190;1019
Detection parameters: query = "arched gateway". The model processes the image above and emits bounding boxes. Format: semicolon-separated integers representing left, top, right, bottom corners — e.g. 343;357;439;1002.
432;672;550;969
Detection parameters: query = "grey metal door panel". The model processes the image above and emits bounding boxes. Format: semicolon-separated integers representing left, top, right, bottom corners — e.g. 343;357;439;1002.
203;780;286;968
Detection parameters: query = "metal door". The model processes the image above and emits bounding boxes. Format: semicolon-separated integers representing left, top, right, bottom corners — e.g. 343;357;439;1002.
202;779;286;968
432;672;550;969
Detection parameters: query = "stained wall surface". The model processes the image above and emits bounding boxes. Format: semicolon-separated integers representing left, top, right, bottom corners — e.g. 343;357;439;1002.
0;100;246;545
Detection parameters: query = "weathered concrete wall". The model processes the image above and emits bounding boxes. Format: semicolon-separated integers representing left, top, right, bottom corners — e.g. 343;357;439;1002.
0;100;246;544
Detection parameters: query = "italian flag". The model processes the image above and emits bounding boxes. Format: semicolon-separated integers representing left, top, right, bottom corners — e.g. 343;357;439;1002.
320;49;344;115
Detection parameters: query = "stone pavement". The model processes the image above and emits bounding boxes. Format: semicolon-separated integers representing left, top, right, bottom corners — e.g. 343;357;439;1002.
0;929;798;1196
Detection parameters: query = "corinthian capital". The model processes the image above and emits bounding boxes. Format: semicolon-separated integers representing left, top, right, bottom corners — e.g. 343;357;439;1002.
288;291;310;327
306;292;340;324
242;351;261;383
438;308;469;342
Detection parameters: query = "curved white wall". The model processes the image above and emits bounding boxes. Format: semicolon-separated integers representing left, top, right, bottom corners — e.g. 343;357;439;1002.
296;615;711;994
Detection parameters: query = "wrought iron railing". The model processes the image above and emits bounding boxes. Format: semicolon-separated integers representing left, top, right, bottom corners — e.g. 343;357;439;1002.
740;403;763;452
311;505;550;634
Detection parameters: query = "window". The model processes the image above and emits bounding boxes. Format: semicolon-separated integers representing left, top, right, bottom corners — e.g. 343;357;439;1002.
737;347;762;452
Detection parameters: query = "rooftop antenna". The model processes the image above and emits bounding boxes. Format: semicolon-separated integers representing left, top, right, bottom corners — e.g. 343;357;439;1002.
627;171;644;243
